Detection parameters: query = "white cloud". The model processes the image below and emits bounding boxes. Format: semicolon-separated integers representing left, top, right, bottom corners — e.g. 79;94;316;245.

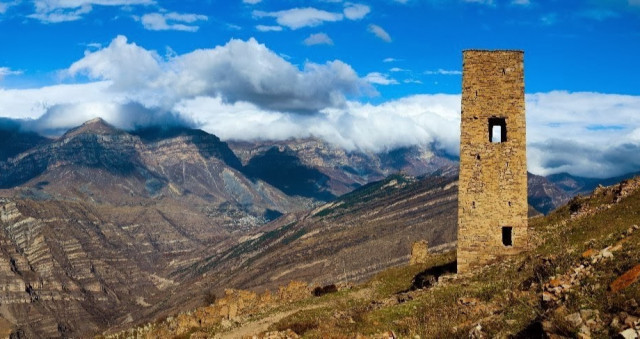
175;94;461;155
0;67;22;80
0;1;19;14
256;25;283;32
67;35;371;113
368;24;391;42
139;12;208;32
424;69;462;75
403;79;422;84
243;0;261;4
389;67;406;72
29;0;154;23
383;57;398;63
511;0;530;5
343;3;370;20
3;37;640;179
253;7;344;30
364;72;399;85
526;91;640;177
304;33;334;46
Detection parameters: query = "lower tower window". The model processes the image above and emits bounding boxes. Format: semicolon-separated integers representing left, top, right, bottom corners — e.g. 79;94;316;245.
502;226;513;246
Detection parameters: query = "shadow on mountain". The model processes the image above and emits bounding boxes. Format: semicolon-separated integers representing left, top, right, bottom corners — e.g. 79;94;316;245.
242;147;335;201
0;118;49;162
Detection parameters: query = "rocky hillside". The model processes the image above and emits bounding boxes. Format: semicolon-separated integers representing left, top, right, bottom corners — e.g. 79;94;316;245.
178;174;458;291
0;118;312;228
0;119;316;338
112;176;640;338
228;138;458;198
229;138;621;215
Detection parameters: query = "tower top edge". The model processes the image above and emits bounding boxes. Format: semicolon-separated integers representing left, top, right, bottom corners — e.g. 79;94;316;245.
463;49;524;53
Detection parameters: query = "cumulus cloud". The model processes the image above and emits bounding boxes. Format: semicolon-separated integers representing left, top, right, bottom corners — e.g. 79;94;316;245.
256;25;282;32
526;91;640;177
174;94;461;155
21;102;192;135
303;33;334;45
243;0;261;4
368;24;392;42
364;72;399;85
29;0;154;23
343;3;370;20
253;7;343;29
139;12;208;32
67;35;371;113
2;37;640;179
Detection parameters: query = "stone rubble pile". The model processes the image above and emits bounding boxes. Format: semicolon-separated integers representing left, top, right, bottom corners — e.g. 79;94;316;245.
108;281;311;339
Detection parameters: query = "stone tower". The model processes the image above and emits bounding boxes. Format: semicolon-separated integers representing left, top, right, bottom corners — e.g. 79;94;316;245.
457;50;528;274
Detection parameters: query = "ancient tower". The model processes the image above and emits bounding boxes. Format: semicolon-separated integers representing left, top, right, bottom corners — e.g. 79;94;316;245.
457;50;528;274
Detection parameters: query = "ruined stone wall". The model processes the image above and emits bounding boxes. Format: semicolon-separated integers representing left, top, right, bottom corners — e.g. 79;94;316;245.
457;50;528;273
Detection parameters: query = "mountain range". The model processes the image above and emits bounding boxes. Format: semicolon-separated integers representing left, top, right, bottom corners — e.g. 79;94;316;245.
0;118;635;337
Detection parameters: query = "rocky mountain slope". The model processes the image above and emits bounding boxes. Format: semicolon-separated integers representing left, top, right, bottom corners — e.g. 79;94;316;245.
228;139;458;199
0;119;317;337
113;176;640;338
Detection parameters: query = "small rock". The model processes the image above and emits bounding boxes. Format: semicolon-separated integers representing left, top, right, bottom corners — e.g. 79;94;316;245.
542;292;555;302
580;309;598;321
582;249;597;258
578;324;591;337
585;318;599;331
600;249;614;259
469;324;485;339
380;331;397;339
565;312;583;327
625;316;639;328
458;297;479;306
633;225;639;230
611;316;622;330
549;279;562;287
610;265;640;293
619;328;639;339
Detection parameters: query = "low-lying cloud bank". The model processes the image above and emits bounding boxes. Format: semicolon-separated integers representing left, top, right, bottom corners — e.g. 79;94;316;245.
1;36;639;179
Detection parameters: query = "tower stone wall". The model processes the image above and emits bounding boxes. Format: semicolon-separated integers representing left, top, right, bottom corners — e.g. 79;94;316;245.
457;50;528;274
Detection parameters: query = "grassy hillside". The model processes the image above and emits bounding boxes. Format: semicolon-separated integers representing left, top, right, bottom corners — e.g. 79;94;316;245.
108;177;640;338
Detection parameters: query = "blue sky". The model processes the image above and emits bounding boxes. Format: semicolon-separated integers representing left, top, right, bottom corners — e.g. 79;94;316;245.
0;0;640;177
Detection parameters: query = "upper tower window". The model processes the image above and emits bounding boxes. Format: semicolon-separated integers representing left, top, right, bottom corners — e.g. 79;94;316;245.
489;117;507;143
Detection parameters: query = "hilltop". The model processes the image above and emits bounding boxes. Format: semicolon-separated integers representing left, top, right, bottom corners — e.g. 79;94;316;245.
110;177;640;338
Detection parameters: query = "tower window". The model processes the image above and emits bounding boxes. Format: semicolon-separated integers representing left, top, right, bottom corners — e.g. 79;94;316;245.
502;226;513;246
489;118;507;143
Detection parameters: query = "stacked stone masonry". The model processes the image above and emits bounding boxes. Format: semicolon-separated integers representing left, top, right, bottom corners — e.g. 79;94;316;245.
457;50;529;273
